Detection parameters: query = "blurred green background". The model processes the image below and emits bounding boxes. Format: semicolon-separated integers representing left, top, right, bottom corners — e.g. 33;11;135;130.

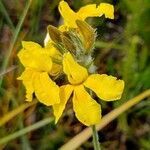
0;0;150;149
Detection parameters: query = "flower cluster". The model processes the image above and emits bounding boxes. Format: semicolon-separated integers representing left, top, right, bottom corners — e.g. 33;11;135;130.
18;0;124;126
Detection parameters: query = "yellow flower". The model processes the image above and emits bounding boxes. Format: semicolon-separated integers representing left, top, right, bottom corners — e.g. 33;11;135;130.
18;41;60;106
59;0;114;28
53;53;124;126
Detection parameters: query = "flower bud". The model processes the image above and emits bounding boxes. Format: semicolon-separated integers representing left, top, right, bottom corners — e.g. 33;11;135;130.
76;20;96;54
61;35;76;55
47;25;62;43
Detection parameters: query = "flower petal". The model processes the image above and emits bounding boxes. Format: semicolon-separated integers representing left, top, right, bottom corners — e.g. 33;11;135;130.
45;42;62;61
59;1;114;28
78;4;101;20
78;3;114;20
33;72;60;106
84;74;125;101
18;41;52;72
97;3;114;19
73;85;101;126
43;36;62;76
50;63;62;76
22;41;41;50
53;85;74;123
58;25;68;32
59;0;78;27
18;68;36;102
63;52;88;85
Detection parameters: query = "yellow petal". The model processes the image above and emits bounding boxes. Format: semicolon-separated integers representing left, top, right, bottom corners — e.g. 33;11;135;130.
46;44;62;61
73;85;101;126
97;3;114;19
18;68;36;102
50;63;62;76
78;4;101;20
59;0;79;27
84;74;125;101
18;41;52;72
33;72;60;106
22;41;41;50
59;1;114;28
78;3;114;20
44;40;62;76
63;52;88;85
58;25;68;32
53;85;74;123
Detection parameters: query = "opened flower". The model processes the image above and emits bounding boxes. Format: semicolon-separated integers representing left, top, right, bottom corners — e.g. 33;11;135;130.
53;53;124;126
18;41;60;106
59;0;114;28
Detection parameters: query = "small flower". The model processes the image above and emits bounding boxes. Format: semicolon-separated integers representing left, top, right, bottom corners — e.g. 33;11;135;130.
53;53;124;126
18;41;60;106
59;0;114;28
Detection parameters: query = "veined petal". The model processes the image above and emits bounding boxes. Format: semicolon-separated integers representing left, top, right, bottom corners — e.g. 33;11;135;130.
59;0;79;27
73;85;101;126
18;68;36;102
97;3;114;19
84;74;124;101
53;85;74;123
63;52;88;85
34;72;60;106
18;41;52;72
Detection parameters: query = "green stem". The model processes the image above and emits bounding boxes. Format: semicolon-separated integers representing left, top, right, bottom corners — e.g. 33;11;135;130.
116;89;129;132
92;125;101;150
118;113;129;133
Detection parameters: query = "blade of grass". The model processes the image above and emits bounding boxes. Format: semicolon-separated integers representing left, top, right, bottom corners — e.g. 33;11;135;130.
0;65;17;77
59;89;150;150
11;97;32;150
0;117;54;145
18;114;32;150
29;0;44;36
0;0;15;30
0;100;37;127
0;0;32;89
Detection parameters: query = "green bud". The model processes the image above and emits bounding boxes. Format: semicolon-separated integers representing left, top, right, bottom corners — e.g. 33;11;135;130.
76;20;96;54
47;25;62;43
62;31;71;39
52;42;66;54
61;35;76;55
